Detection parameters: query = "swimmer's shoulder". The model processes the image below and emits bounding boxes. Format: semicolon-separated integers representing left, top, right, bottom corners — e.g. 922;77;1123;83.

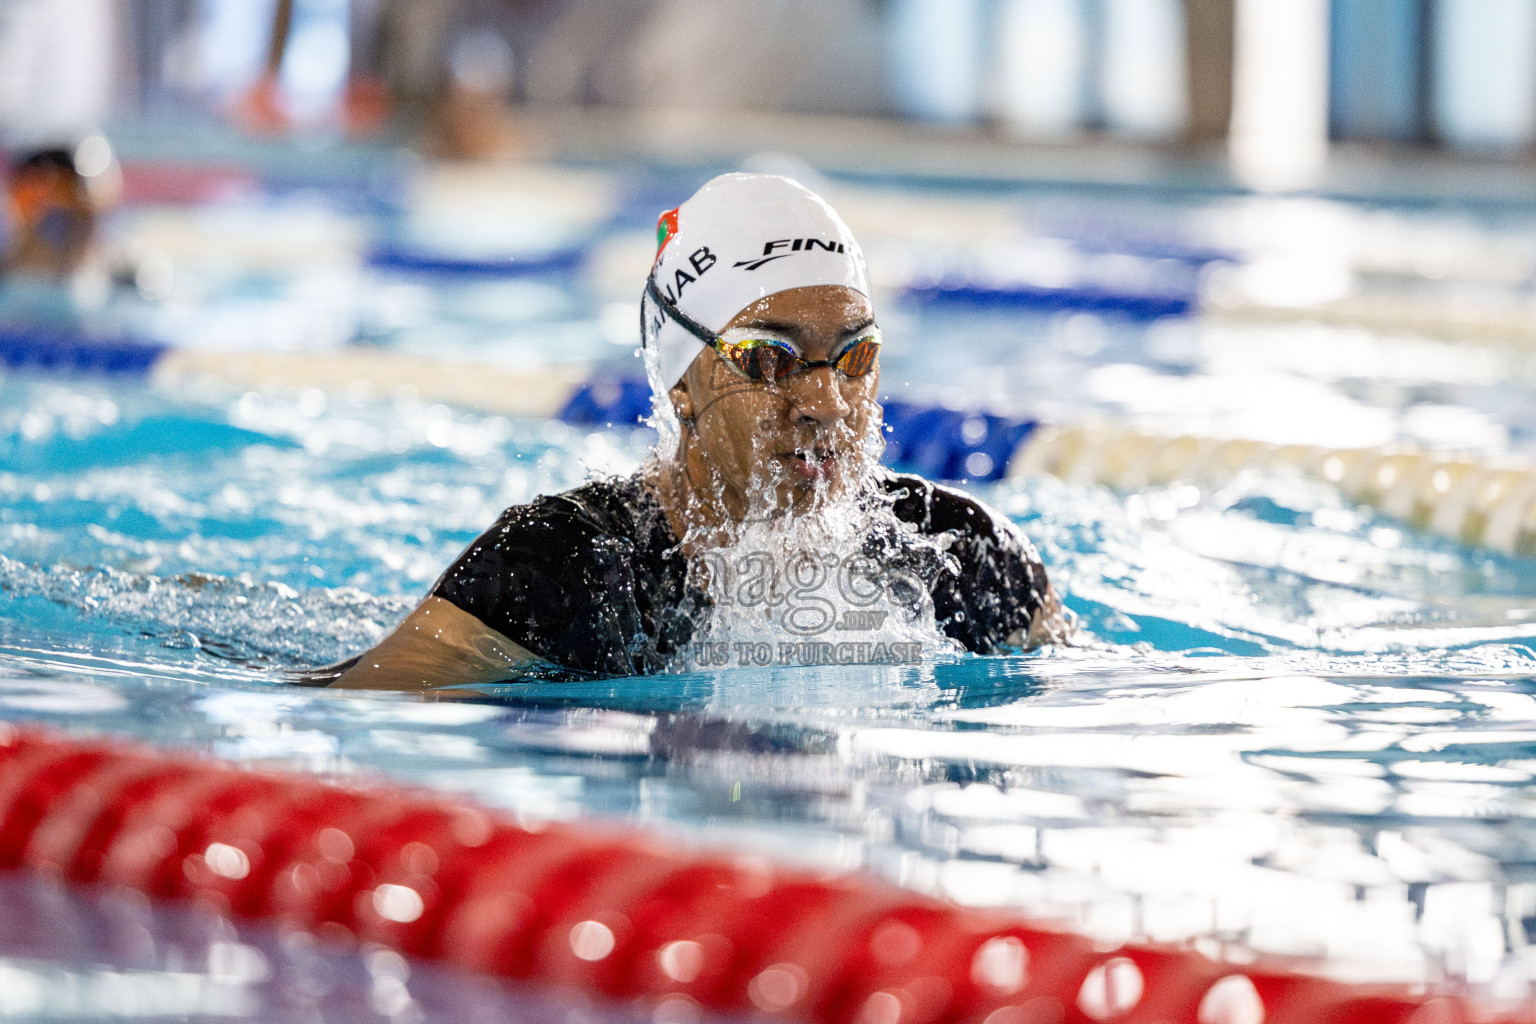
479;472;662;547
431;472;665;642
434;472;671;596
876;471;1054;651
876;470;1025;550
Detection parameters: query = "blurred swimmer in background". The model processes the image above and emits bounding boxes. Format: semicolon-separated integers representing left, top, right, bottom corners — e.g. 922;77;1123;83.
311;173;1068;689
2;147;101;280
0;0;112;280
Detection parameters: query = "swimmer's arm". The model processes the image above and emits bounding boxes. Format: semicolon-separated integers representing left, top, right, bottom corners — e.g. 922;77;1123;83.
317;596;541;690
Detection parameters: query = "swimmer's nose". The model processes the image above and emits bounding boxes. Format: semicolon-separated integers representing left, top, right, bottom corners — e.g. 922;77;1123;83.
786;365;851;427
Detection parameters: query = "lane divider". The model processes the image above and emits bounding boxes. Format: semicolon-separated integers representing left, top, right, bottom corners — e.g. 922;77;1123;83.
557;383;1536;557
152;348;591;420
0;725;1496;1024
901;282;1194;321
1207;297;1536;346
366;242;588;278
8;331;1534;552
351;227;1205;320
880;401;1037;483
105;163;1536;341
0;328;166;376
1010;423;1536;555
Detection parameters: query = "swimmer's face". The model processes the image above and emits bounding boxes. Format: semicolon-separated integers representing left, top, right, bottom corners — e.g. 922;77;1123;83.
5;164;95;279
670;284;880;520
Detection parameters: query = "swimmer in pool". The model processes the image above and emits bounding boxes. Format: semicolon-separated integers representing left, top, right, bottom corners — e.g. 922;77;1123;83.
314;174;1067;688
2;149;99;280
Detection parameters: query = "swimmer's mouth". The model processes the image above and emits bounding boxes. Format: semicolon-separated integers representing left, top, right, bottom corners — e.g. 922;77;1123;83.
781;448;839;481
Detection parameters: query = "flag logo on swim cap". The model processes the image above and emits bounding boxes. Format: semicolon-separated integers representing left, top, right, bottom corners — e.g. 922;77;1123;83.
655;207;679;261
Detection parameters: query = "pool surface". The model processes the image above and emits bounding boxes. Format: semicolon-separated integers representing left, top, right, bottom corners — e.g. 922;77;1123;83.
6;151;1536;1015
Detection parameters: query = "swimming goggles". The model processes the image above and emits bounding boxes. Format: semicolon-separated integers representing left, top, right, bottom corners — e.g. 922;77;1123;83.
646;276;880;384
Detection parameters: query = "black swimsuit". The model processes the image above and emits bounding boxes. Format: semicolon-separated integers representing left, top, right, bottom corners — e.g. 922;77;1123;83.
422;471;1051;677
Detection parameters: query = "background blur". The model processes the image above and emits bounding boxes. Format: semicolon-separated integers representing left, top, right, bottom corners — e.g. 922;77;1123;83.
9;0;1536;181
15;4;1536;1008
9;1;1536;488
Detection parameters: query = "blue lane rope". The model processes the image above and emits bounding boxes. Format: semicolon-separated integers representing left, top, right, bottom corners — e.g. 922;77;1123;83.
365;243;589;278
557;376;654;428
0;328;167;376
901;281;1195;320
360;243;1199;318
361;224;1202;321
556;379;1038;483
879;400;1038;482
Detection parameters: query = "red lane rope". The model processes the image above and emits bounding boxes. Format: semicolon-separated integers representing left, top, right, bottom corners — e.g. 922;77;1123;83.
0;726;1501;1024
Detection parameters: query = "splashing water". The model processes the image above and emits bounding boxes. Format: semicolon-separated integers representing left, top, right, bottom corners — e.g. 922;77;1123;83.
0;553;409;668
658;358;967;670
677;484;964;671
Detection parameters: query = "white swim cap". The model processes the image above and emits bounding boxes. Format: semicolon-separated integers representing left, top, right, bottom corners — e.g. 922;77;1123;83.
640;173;870;393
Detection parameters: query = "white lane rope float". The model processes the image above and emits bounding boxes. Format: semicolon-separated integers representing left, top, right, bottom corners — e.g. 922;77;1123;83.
1010;422;1536;555
5;330;1533;555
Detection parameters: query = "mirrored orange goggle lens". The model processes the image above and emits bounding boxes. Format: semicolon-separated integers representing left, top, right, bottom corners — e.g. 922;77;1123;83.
835;338;879;377
719;341;798;381
717;336;880;382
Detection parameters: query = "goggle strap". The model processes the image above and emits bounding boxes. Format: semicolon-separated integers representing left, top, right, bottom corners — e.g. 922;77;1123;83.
646;276;718;347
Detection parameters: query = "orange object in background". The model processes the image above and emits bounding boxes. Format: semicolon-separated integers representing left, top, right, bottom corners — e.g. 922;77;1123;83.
231;73;292;138
231;73;394;141
343;75;392;139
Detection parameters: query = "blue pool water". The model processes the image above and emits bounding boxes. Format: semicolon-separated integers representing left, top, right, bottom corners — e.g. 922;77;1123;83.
7;369;1536;992
8;159;1536;1014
